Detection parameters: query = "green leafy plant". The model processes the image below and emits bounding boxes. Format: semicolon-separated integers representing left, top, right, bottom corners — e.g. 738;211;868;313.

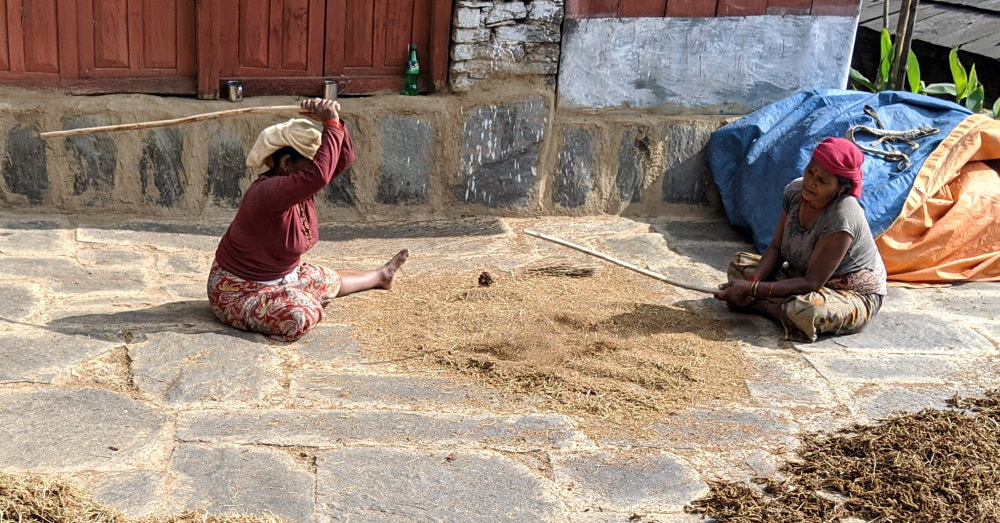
851;37;998;118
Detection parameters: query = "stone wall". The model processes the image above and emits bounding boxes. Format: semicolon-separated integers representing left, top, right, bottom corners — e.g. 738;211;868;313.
450;1;564;91
0;86;729;220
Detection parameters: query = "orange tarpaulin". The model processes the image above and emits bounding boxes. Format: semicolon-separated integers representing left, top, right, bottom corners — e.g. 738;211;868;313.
877;114;1000;282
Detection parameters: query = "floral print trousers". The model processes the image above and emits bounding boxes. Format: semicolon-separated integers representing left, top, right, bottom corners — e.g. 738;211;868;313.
208;260;342;342
727;252;883;342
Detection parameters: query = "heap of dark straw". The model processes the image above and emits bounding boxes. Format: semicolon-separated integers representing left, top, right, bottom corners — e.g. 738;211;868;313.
687;390;1000;522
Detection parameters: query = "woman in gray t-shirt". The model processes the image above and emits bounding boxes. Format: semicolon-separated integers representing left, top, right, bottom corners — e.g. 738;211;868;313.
714;137;887;342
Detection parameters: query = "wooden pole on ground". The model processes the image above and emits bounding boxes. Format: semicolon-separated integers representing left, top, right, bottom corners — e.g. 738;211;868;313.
523;229;717;294
39;105;303;138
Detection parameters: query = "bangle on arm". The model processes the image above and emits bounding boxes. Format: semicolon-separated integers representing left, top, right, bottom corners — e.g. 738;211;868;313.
747;275;760;282
768;282;776;297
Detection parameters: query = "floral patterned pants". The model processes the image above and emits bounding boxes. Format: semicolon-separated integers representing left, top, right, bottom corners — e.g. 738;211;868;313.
207;260;342;342
727;252;883;342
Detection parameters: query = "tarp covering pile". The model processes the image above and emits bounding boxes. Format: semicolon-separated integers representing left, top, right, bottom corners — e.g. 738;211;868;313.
708;89;1000;282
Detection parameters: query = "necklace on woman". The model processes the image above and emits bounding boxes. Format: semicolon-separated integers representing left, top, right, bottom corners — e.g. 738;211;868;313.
296;201;313;241
804;198;829;211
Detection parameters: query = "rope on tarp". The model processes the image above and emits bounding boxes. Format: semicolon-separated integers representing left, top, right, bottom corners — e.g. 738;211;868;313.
847;105;940;170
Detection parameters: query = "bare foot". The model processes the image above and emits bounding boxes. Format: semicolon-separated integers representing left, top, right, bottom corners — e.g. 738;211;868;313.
378;249;409;290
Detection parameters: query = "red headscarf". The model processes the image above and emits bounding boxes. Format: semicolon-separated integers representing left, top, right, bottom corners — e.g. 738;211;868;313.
812;137;865;198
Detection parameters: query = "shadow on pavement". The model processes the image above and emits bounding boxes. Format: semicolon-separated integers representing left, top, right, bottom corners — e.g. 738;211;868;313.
41;300;267;344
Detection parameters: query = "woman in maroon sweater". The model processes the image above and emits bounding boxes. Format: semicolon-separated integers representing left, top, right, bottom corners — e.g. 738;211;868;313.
209;98;408;341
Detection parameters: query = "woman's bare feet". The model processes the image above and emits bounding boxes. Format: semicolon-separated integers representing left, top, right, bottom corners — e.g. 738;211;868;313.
378;249;409;290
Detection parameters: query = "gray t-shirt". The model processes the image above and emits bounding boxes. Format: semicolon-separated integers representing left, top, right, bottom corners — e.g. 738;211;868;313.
780;178;887;295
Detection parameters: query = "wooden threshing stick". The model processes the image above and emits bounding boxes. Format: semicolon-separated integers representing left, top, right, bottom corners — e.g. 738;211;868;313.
39;105;303;138
523;229;717;294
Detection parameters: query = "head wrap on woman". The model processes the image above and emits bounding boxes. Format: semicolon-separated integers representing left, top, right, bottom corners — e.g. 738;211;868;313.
245;118;322;169
812;137;865;198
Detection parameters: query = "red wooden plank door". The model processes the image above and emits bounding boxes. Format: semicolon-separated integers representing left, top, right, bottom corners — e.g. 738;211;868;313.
0;0;63;78
77;0;196;78
219;0;325;77
324;0;435;93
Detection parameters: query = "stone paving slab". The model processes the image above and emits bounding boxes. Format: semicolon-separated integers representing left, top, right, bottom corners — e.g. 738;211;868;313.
551;450;707;513
315;448;564;522
0;281;43;321
792;311;994;354
288;369;488;409
0;386;173;472
178;410;582;449
0;327;121;383
0;214;997;520
131;331;284;406
171;444;313;522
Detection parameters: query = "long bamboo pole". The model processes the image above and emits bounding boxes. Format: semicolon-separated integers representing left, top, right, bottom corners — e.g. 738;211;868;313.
523;229;717;294
39;105;303;139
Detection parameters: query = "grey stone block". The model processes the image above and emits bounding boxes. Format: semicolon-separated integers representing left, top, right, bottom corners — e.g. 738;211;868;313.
554;127;595;208
661;123;715;205
2;124;49;205
455;7;483;28
289;370;486;409
206;131;247;208
131;331;283;406
0;387;171;471
87;470;167;517
495;24;560;42
0;218;73;254
743;352;837;407
650;218;752;244
377;117;432;205
0;327;120;384
77;222;224;252
324;167;357;206
78;248;154;268
178;410;579;449
315;448;563;521
0;257;145;294
794;311;994;354
485;2;527;27
804;353;968;383
848;384;974;422
652;407;798;449
553;450;706;513
139;128;185;207
616;130;650;203
46;299;223;343
171;444;313;522
457;97;547;208
64;116;117;206
294;324;363;364
0;282;42;322
912;283;1000;320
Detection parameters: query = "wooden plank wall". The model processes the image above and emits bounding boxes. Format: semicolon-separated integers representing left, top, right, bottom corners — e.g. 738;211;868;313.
567;0;860;17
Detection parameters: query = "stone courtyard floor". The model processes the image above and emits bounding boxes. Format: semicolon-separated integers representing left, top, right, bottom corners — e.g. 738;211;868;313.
1;212;998;522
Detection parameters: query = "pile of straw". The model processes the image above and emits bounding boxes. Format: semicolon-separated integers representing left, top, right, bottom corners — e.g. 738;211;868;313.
687;390;1000;521
343;267;747;432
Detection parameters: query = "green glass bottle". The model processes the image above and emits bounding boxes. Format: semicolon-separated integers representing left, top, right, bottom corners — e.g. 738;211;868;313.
402;44;420;96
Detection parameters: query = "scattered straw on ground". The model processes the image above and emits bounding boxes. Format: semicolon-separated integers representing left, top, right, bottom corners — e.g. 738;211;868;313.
687;390;1000;522
0;471;283;522
342;266;748;433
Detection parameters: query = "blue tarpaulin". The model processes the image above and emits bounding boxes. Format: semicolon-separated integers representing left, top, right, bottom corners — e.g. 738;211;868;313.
707;89;973;253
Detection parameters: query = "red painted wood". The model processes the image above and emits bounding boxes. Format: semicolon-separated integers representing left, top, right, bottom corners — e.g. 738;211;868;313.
175;0;196;75
22;0;60;73
127;0;142;72
766;0;810;14
323;0;345;75
239;0;269;68
57;0;79;78
566;0;619;18
77;1;95;75
383;0;413;67
267;1;281;69
0;1;9;70
94;0;129;69
717;0;766;16
428;0;451;91
144;0;177;68
344;0;374;67
372;0;387;72
7;0;25;73
665;0;717;17
218;0;237;75
197;0;219;98
811;0;859;16
305;0;324;74
619;0;666;16
280;0;310;70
